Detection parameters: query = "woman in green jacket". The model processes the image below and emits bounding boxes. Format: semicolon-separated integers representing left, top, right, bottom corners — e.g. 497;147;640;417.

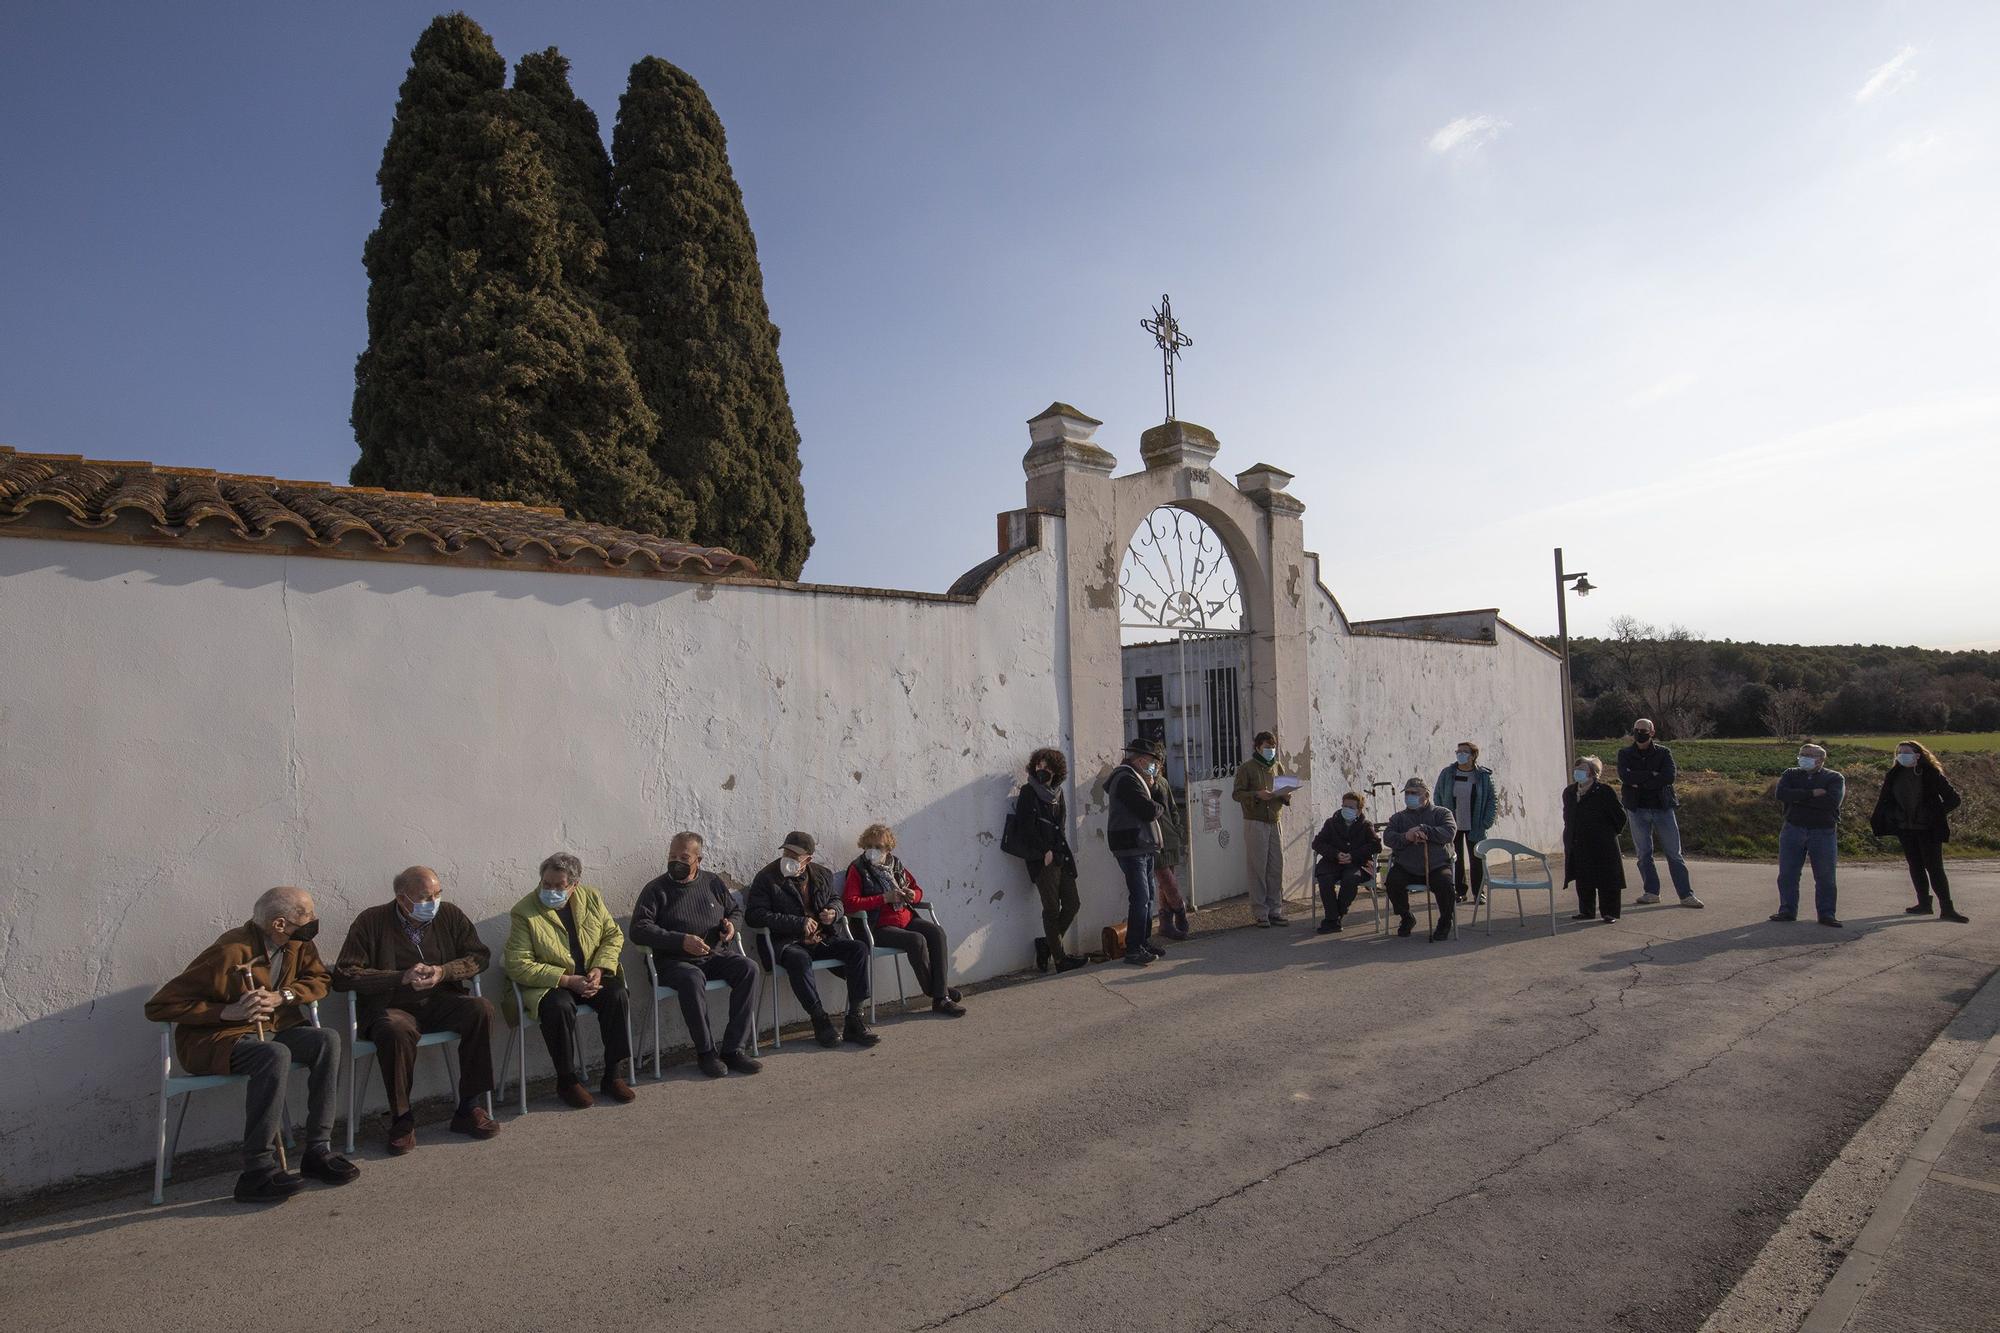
503;853;635;1107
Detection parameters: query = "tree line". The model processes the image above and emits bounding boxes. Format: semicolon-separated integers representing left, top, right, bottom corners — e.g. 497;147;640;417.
1562;617;2000;740
351;14;812;579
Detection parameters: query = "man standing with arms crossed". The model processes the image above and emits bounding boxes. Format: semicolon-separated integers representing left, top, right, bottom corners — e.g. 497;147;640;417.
1616;718;1704;909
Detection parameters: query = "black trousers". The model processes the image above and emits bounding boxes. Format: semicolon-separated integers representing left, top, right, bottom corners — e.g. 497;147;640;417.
1899;832;1955;910
1384;864;1455;923
228;1026;338;1172
656;952;758;1055
364;991;497;1113
874;917;951;999
1452;832;1486;896
777;937;871;1016
1574;880;1623;920
1317;866;1373;921
1032;859;1080;952
537;973;631;1085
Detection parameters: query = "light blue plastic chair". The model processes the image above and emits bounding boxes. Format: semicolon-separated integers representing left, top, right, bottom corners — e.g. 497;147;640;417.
1472;838;1558;937
152;1001;320;1205
643;934;760;1078
341;977;491;1153
845;900;950;1013
750;922;876;1048
496;967;638;1115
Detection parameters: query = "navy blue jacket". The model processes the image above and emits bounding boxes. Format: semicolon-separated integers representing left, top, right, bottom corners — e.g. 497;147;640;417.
1616;742;1679;810
1776;767;1845;829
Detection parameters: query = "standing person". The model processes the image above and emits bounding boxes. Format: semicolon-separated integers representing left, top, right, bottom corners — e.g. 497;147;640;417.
502;854;636;1108
331;866;501;1151
144;887;360;1203
1233;730;1295;926
1871;741;1968;923
1772;742;1846;926
843;824;966;1016
1563;757;1628;922
747;833;880;1048
1012;748;1088;973
629;832;763;1078
1383;778;1458;941
1616;719;1705;909
1106;739;1168;967
1312;791;1382;933
1149;740;1192;941
1436;742;1497;906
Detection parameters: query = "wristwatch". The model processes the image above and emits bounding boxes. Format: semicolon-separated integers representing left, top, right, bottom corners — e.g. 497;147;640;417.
280;988;298;1005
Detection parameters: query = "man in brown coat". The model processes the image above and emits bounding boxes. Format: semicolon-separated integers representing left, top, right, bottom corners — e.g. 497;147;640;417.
144;886;361;1203
332;866;501;1153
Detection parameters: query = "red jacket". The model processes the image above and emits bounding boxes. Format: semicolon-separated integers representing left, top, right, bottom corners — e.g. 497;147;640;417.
843;858;925;930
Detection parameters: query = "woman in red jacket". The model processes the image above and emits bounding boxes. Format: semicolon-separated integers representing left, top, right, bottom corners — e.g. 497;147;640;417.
843;824;966;1016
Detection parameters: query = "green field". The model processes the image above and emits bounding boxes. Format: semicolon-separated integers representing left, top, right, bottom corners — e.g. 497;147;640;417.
1577;734;1999;859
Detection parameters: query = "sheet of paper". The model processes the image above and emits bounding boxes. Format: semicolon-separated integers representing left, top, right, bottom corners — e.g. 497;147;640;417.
1271;776;1303;793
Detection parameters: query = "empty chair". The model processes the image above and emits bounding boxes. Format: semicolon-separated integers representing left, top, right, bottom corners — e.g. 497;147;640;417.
1472;838;1558;936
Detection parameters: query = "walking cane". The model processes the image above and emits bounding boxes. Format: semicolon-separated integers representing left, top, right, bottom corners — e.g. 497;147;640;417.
237;960;288;1173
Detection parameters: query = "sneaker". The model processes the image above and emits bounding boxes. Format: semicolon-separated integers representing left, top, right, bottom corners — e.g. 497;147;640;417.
299;1148;360;1186
722;1050;763;1074
811;1012;840;1048
1315;919;1337;935
945;987;963;1002
1680;895;1705;909
1473;893;1487;906
1145;943;1167;959
1941;910;1970;924
1906;902;1935;915
931;997;966;1016
232;1167;303;1205
1636;894;1662;905
385;1112;416;1155
1268;915;1291;927
557;1081;595;1109
449;1106;500;1138
1328;916;1344;933
1054;953;1089;973
697;1050;728;1079
843;1014;882;1047
599;1076;637;1103
1123;951;1152;967
1600;914;1621;922
1817;917;1843;928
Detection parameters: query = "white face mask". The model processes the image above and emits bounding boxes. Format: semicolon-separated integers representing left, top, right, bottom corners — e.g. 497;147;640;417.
780;857;803;878
1574;768;1591;784
864;848;888;865
1797;755;1818;771
1897;751;1919;767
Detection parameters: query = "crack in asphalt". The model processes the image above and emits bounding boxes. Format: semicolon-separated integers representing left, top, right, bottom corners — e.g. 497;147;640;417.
1092;972;1140;1011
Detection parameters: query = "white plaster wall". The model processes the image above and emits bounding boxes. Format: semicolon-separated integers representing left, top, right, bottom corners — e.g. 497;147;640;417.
0;535;1064;1196
1303;566;1566;853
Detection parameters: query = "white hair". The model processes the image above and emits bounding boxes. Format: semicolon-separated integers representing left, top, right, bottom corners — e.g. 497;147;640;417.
252;886;311;929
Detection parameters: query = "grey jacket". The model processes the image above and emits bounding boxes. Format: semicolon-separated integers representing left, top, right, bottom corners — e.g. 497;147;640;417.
1384;803;1457;876
1105;764;1166;858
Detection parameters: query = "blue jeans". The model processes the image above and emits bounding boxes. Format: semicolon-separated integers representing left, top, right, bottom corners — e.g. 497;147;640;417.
1117;853;1156;955
1777;823;1838;919
1627;807;1694;899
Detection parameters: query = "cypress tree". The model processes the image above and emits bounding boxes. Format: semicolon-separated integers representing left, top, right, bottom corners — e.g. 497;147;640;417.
608;56;812;579
509;47;612;295
351;16;691;539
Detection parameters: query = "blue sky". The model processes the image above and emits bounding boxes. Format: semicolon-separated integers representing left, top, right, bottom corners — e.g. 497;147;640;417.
3;3;1995;647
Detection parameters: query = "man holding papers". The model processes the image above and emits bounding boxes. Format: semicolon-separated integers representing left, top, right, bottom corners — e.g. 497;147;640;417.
1233;730;1296;926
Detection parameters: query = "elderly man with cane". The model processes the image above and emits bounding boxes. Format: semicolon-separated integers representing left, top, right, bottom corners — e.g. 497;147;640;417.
145;886;361;1203
1383;778;1460;942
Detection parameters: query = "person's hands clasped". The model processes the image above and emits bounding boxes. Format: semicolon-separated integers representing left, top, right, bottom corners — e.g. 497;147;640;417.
561;972;599;997
403;962;442;991
1337;852;1352;865
802;918;821;943
221;987;280;1023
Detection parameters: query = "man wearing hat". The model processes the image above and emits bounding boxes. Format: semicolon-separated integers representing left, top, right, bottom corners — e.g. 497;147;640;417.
1382;777;1459;941
747;832;881;1048
1105;738;1170;967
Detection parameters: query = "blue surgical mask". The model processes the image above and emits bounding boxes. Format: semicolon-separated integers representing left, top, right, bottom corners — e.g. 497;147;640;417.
1404;794;1422;809
1340;807;1359;823
1574;768;1591;784
1897;751;1918;767
537;886;570;909
1798;755;1818;771
407;897;439;923
1258;747;1277;763
1456;751;1471;764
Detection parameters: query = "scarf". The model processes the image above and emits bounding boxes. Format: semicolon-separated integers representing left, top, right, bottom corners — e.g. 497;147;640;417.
857;854;910;905
1028;777;1062;806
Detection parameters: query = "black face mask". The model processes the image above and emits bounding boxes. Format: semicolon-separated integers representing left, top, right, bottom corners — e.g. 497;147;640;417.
1633;732;1652;742
288;918;320;943
1033;769;1052;784
667;859;693;883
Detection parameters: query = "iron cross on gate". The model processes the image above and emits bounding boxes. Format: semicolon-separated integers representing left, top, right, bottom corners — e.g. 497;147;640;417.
1140;293;1193;422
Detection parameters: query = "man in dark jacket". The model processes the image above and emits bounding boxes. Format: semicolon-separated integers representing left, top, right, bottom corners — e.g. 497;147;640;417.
747;832;879;1048
1384;778;1458;941
631;831;763;1077
1615;718;1704;909
1772;743;1846;926
1106;739;1168;967
1313;791;1382;933
331;866;501;1152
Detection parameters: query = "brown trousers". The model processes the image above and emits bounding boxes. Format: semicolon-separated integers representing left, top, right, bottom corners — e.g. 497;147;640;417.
363;990;497;1114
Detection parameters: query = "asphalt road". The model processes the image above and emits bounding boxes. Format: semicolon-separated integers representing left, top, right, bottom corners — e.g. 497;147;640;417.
3;857;1996;1333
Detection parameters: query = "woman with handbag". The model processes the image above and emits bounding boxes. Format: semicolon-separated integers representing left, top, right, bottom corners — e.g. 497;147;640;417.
1870;741;1968;922
1009;747;1089;972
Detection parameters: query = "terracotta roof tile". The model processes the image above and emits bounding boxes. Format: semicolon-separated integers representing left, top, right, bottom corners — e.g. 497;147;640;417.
0;446;757;579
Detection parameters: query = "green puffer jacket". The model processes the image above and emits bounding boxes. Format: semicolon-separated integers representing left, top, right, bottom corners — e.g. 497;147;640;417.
502;884;624;1024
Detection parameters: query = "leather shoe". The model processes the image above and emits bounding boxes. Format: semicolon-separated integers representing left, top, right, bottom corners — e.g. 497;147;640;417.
232;1167;302;1205
1768;912;1796;923
449;1106;499;1138
1817;917;1843;928
1054;953;1088;973
931;997;966;1016
698;1051;728;1079
300;1148;359;1186
1397;915;1416;938
812;1012;840;1047
1905;902;1934;915
558;1081;595;1109
1941;910;1970;923
722;1051;763;1074
599;1076;637;1103
843;1014;882;1047
385;1113;416;1155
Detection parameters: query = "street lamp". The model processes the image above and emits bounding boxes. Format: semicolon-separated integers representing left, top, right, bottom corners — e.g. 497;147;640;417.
1554;548;1594;780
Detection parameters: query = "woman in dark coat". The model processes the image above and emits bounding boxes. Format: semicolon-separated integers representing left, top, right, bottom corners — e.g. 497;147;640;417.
1869;741;1967;922
1012;747;1088;972
1564;755;1628;921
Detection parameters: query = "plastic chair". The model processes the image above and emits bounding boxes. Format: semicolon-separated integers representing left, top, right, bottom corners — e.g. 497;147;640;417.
1471;838;1558;937
643;934;760;1078
843;898;948;1014
340;977;491;1153
496;970;638;1115
750;920;877;1048
152;1001;320;1205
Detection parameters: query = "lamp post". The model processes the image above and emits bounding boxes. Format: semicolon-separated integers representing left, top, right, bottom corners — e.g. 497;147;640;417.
1554;548;1596;779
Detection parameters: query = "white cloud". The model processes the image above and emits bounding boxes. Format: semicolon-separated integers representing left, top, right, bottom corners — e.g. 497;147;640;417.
1855;46;1916;103
1427;113;1510;156
1626;372;1698;408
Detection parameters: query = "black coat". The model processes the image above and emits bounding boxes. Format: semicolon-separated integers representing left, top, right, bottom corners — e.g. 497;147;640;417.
1011;783;1076;871
1563;781;1627;888
1311;814;1382;885
1869;764;1963;842
745;861;843;946
1104;764;1166;857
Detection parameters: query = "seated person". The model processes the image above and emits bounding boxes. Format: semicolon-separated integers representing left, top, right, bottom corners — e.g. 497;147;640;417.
1312;791;1382;933
842;823;965;1016
503;853;635;1108
144;886;360;1203
1383;778;1459;942
747;832;881;1048
631;831;763;1078
331;865;501;1152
